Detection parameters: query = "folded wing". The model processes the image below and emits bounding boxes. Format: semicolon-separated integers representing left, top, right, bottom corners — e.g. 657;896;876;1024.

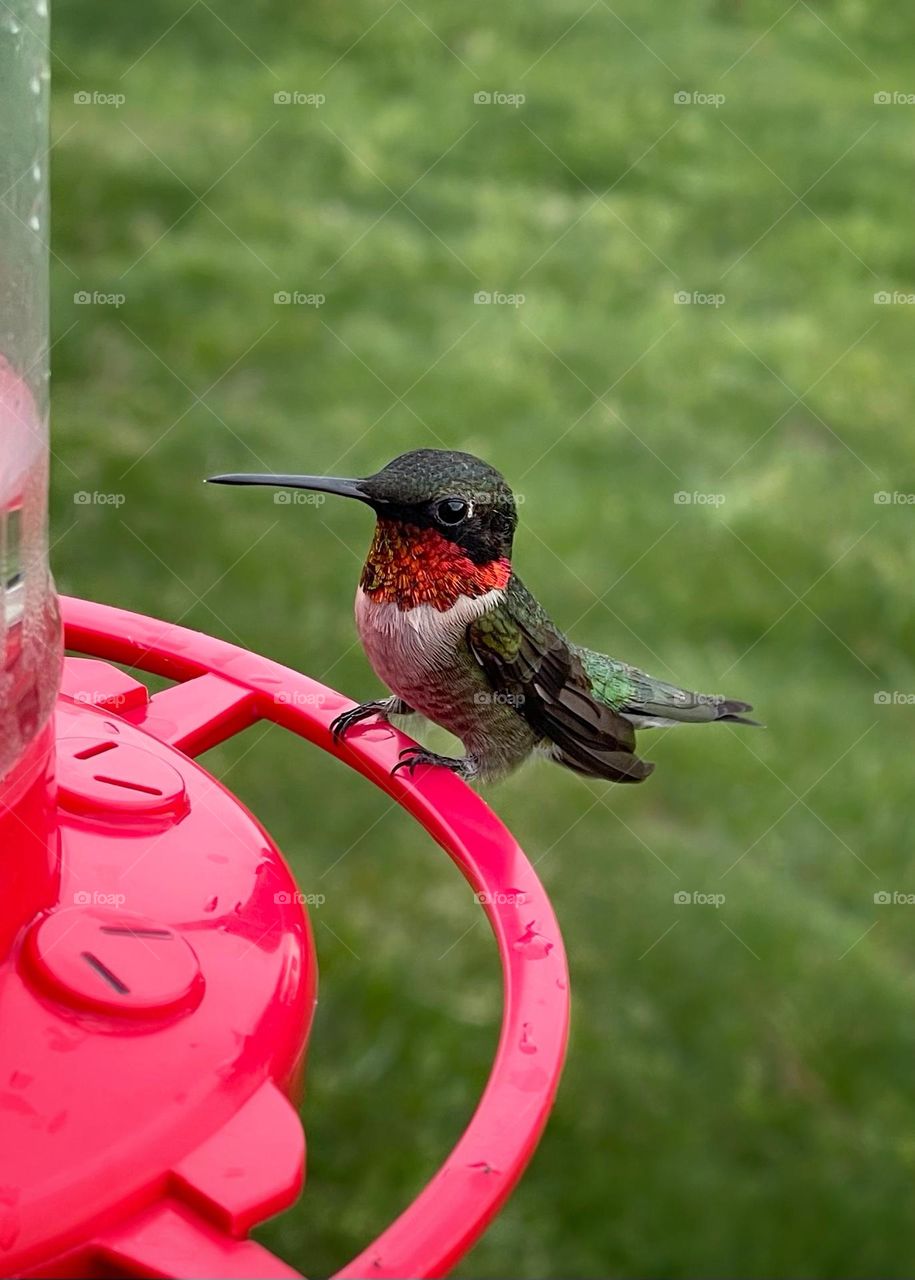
467;578;655;784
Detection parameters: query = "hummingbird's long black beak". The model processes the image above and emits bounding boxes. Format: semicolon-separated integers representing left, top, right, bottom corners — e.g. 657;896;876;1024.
205;472;373;504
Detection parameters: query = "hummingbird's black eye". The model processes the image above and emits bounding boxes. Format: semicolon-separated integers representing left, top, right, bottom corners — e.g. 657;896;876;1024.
435;497;470;525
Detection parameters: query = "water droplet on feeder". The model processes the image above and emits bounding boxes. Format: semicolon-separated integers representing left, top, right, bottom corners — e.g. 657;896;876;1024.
512;921;553;959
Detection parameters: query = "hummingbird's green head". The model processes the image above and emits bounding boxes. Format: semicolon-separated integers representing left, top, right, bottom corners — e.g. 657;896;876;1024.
207;449;518;610
356;449;517;563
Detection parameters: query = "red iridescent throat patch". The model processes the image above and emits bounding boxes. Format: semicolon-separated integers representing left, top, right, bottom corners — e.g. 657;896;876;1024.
360;520;511;611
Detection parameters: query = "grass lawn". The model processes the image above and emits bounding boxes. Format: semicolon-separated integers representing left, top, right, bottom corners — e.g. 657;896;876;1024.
49;1;915;1275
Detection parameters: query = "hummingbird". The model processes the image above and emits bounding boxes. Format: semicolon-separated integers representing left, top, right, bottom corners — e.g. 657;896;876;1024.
207;450;758;784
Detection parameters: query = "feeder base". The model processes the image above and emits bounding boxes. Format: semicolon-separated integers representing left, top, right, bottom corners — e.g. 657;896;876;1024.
1;657;315;1278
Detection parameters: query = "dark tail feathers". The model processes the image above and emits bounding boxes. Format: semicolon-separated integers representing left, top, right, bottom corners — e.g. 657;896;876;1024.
715;699;763;727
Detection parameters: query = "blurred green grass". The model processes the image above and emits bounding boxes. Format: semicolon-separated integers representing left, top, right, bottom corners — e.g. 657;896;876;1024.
49;1;915;1276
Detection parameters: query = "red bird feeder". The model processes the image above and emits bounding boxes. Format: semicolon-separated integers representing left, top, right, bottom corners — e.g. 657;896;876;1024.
0;9;569;1278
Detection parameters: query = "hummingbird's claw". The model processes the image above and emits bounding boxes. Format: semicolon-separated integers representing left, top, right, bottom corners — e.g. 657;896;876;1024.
391;747;479;781
331;701;384;742
390;747;422;777
331;696;415;743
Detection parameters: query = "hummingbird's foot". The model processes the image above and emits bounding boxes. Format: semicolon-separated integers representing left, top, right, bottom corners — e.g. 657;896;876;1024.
331;696;413;742
391;746;479;781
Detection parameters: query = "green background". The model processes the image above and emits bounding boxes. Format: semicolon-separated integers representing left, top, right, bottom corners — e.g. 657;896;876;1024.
49;2;914;1275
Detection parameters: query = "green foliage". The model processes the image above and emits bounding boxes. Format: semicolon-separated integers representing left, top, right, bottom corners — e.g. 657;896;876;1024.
50;1;915;1275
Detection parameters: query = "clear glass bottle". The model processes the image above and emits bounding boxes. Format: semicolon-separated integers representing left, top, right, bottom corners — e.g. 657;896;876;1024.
0;0;60;784
0;0;61;953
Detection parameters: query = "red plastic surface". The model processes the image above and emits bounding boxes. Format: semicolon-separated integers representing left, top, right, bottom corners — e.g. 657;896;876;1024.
2;685;314;1278
0;719;58;960
23;908;205;1018
1;596;570;1279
